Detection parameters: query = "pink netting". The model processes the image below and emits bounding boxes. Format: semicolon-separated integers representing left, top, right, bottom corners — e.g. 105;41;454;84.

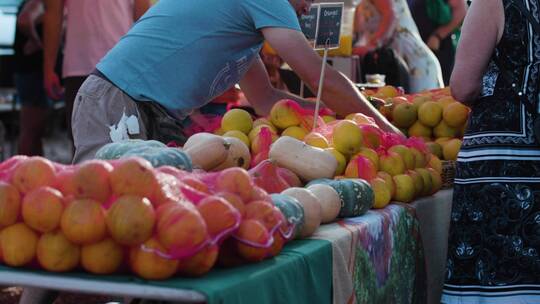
0;156;290;278
250;127;274;167
183;113;223;138
406;137;429;154
279;99;330;131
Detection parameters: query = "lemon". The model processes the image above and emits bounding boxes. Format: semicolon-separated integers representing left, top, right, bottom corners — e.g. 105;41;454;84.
370;178;392;209
418;101;443;127
332;120;363;155
248;125;277;142
223;130;250;147
408;121;432;140
325;148;347;176
253;117;277;132
282;126;308;141
270;100;301;129
442;139;462;161
392;103;417;128
433;121;457;138
377;85;399;98
221;109;253;134
425;142;443;159
436;96;456;110
304;132;329;148
443;102;470;128
354;147;379;170
428;154;443;174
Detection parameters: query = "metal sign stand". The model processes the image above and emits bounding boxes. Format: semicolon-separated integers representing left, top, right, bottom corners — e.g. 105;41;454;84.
313;39;331;130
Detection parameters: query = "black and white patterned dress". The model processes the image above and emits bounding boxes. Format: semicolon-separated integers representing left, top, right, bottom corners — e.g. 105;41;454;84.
442;0;540;303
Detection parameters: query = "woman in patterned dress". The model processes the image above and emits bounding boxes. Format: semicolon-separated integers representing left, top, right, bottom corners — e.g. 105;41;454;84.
444;0;540;303
352;0;444;93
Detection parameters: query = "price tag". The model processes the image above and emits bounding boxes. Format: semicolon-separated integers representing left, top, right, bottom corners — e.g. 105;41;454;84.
299;5;320;43
314;3;343;50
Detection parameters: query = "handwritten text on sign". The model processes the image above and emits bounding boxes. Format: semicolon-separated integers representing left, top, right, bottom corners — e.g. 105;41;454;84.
299;5;319;42
315;3;343;50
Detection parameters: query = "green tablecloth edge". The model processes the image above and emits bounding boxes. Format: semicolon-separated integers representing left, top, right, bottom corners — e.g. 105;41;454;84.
0;239;332;304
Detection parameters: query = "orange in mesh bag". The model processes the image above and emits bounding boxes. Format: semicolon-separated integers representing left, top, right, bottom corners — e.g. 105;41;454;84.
5;156;57;194
220;199;286;263
189;167;288;264
234;219;273;262
0;156;28;183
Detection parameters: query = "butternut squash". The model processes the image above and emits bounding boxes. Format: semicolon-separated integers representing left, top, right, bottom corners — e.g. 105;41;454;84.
281;187;321;238
183;133;230;171
307;184;341;223
269;136;337;181
212;137;251;171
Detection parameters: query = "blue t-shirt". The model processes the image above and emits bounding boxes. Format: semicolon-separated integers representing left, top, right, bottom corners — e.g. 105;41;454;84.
97;0;301;114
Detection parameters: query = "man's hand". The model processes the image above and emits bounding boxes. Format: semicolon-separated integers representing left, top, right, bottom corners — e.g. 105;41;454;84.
44;69;64;100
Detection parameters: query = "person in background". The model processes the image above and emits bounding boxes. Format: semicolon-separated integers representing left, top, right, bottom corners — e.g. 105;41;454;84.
42;0;152;156
352;0;444;93
13;0;51;156
444;0;540;303
409;0;467;85
70;0;401;163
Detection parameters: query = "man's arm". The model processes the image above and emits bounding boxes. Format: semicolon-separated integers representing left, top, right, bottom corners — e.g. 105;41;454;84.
133;0;152;21
239;56;314;116
261;27;400;133
43;0;64;100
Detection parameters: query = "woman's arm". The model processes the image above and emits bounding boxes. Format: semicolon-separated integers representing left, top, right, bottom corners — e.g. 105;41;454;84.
17;0;44;54
352;0;397;56
43;0;65;100
427;0;467;50
434;0;467;40
368;0;397;47
17;0;44;39
450;0;504;103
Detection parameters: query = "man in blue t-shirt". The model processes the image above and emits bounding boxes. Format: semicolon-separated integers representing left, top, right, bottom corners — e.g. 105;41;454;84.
71;0;399;163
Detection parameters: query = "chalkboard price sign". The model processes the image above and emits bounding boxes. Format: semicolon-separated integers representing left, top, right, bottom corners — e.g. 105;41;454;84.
314;3;343;50
299;5;319;42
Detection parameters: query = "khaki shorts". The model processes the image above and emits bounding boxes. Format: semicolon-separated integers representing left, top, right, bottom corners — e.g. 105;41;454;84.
71;75;148;163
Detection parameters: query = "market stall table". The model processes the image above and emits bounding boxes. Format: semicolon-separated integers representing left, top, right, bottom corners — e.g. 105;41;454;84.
0;190;453;304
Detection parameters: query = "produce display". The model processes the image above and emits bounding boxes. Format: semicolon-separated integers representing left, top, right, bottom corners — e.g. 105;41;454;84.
363;86;470;161
0;156;297;279
0;96;448;280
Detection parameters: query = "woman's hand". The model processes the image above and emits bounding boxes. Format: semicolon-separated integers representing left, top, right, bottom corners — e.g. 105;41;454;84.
427;34;441;51
352;39;378;57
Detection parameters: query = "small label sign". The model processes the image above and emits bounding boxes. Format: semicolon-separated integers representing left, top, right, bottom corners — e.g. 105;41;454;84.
299;5;320;42
315;3;343;50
